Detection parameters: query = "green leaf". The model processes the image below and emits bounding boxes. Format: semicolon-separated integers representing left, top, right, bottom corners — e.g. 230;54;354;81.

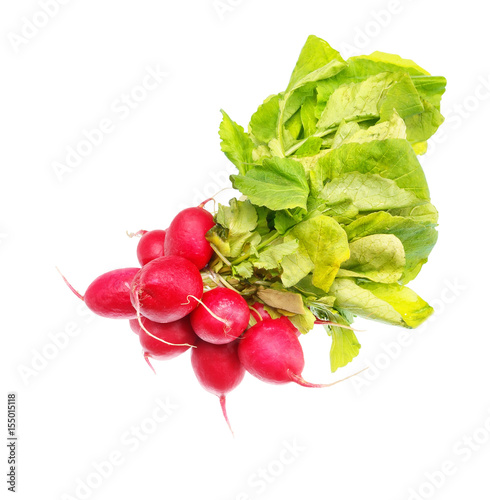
378;72;424;120
284;109;303;143
388;203;439;225
281;237;314;288
231;157;310;211
289;308;316;334
322;198;359;225
292;275;329;298
320;172;422;212
295;136;323;157
355;51;430;76
332;111;406;148
234;261;253;278
301;95;318;137
330;279;433;328
249;94;281;145
253;239;299;270
313;54;445;144
328;325;361;373
344;211;438;283
255;206;273;236
292;215;350;293
317;71;423;133
286;35;346;92
340;234;406;283
274;208;306;234
359;281;434;327
411;76;447;109
219;110;255;174
213;198;259;258
312;139;431;201
282;85;316;124
317;72;394;130
353;54;447;110
404;99;445;144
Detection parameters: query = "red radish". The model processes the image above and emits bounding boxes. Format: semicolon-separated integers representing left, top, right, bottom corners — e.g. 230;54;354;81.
191;340;245;435
238;319;360;386
59;267;139;319
190;288;250;344
278;316;301;337
250;303;299;337
130;256;203;323
164;207;215;270
249;302;272;322
131;316;197;372
129;318;140;334
137;229;166;266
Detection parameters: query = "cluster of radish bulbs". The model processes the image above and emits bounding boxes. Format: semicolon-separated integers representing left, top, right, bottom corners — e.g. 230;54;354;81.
60;204;358;434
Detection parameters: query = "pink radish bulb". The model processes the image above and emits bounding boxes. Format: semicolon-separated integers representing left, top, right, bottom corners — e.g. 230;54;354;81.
130;256;203;323
250;302;272;322
135;316;197;359
59;267;139;319
132;316;198;370
278;316;301;337
191;339;245;435
164;207;215;270
249;303;299;336
137;229;166;266
129;318;140;334
190;288;250;344
238;319;351;387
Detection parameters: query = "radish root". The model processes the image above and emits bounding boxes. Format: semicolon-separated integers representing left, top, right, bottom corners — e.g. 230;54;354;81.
56;267;84;301
183;295;230;332
126;230;147;238
129;285;196;348
287;367;368;388
249;306;263;321
219;395;234;437
143;352;157;374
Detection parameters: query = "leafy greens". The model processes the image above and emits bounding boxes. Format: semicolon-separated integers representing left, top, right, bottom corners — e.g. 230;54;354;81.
211;35;445;373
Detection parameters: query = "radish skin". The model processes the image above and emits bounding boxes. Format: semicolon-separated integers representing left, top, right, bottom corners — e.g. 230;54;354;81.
238;318;360;386
137;229;167;266
131;316;198;361
59;267;139;319
164;207;215;270
130;256;203;323
249;302;271;322
190;288;250;344
191;340;245;435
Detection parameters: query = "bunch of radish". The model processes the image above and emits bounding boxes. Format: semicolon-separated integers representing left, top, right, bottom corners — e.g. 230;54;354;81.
60;204;360;434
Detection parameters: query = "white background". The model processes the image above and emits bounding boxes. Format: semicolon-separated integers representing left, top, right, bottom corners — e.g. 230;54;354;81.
1;1;489;499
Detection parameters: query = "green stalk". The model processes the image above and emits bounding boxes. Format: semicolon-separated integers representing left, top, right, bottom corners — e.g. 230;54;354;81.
285;127;336;156
231;231;280;266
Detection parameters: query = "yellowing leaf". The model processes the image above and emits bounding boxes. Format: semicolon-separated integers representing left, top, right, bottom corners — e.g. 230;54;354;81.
292;215;350;293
